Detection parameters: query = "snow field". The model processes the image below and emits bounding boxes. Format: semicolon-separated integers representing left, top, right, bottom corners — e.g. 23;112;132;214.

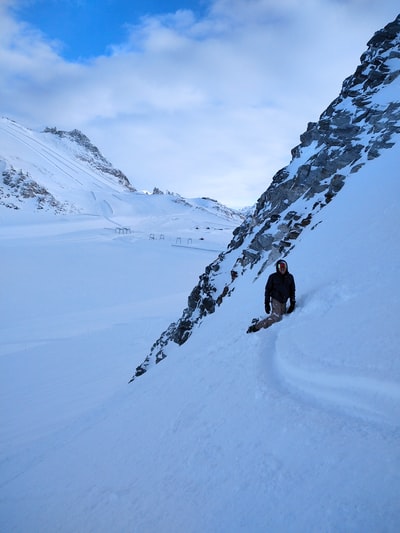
1;140;400;532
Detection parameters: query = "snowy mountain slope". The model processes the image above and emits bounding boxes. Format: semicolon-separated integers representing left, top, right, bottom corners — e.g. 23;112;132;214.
1;15;400;533
0;115;245;302
131;14;400;379
0;124;399;533
0;115;244;231
0;117;135;213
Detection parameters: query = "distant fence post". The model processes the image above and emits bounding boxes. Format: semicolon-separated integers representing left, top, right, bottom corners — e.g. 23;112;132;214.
116;227;132;234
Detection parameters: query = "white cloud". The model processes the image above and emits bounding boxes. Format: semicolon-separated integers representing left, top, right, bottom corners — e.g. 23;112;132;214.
0;1;399;206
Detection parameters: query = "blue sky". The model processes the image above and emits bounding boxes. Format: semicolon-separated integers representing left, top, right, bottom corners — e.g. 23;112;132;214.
2;1;399;207
12;0;208;60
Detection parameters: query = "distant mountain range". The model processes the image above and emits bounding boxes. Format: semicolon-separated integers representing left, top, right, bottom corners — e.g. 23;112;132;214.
0;117;245;223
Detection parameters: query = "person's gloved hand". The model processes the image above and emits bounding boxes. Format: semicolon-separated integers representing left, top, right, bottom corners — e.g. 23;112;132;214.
265;301;271;314
287;301;296;314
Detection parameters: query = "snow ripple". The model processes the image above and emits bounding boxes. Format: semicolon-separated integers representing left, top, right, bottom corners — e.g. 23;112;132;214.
275;342;400;428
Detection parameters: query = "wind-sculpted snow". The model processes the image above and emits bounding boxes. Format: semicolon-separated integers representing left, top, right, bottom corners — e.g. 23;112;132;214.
277;353;400;427
131;14;400;380
274;308;400;427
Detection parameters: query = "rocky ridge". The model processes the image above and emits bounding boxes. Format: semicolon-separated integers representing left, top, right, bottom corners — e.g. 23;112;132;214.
0;119;136;212
42;127;136;192
130;14;400;380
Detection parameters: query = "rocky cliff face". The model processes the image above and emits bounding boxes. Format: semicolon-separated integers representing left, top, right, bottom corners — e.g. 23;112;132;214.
131;14;400;380
1;166;73;212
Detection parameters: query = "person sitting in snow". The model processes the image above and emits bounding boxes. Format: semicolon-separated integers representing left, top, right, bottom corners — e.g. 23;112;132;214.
247;259;296;333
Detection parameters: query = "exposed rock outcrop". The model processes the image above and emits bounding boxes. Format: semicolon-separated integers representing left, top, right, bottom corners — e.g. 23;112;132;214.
0;166;75;212
130;14;400;380
43;127;136;192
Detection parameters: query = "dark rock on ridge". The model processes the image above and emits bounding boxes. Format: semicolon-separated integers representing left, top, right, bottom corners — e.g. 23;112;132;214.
43;127;136;192
1;167;74;212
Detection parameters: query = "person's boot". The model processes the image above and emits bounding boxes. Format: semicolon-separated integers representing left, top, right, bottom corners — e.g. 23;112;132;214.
247;318;260;333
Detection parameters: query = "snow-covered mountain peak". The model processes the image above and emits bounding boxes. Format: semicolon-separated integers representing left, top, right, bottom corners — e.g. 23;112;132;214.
0;116;243;230
42;126;136;193
0;116;137;213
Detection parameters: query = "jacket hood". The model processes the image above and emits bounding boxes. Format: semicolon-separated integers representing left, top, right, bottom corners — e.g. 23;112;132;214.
276;259;289;274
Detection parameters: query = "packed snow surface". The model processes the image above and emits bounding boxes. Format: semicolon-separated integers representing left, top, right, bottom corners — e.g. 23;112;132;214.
1;141;400;531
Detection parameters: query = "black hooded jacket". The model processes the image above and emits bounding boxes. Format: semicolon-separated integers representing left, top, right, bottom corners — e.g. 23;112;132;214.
264;265;296;306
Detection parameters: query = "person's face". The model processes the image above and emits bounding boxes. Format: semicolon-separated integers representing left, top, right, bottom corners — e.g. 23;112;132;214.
278;262;287;274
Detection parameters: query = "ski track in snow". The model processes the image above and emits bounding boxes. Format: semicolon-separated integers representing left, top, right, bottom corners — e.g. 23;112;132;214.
1;123;86;185
249;290;400;429
1;120;122;191
273;337;400;428
250;296;400;430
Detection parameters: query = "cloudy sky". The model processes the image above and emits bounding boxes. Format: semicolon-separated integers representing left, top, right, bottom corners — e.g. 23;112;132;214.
1;1;399;207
